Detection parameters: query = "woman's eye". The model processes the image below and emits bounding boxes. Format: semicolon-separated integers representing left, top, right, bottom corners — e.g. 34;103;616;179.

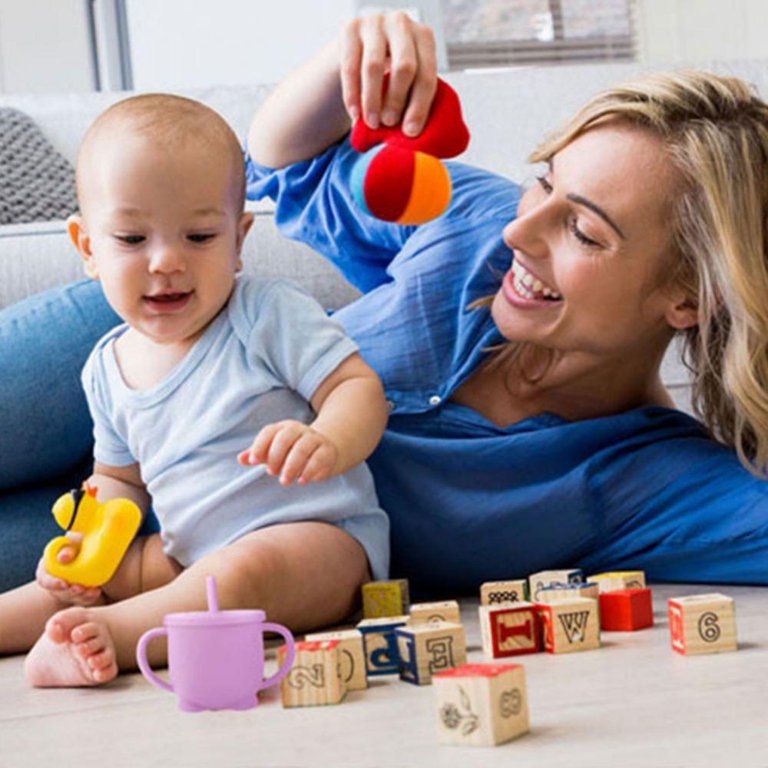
568;217;602;248
188;233;215;243
115;234;145;245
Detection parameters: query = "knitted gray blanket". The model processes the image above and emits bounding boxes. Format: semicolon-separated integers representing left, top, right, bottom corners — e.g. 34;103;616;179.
0;107;78;225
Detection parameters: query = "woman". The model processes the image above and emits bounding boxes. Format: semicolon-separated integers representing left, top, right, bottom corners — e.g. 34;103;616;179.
2;14;767;595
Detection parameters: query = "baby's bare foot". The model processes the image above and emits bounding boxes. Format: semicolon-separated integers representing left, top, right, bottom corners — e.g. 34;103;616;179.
24;607;118;687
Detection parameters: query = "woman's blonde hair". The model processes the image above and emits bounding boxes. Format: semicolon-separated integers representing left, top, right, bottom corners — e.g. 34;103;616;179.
527;69;768;476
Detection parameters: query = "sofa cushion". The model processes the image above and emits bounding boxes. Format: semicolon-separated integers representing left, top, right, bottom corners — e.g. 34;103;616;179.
0;108;78;225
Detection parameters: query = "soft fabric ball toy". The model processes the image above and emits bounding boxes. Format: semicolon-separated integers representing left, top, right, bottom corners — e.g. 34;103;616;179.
350;77;470;225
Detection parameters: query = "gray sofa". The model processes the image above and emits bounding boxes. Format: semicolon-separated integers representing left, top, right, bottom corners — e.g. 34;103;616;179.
4;60;768;409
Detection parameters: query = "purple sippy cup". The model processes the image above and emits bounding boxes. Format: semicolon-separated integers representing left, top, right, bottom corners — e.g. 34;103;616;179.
136;575;295;712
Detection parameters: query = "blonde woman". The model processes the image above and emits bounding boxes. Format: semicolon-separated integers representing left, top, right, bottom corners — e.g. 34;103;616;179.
2;13;766;595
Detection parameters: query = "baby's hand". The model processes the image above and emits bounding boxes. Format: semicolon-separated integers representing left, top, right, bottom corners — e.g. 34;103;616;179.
238;420;340;485
36;533;103;606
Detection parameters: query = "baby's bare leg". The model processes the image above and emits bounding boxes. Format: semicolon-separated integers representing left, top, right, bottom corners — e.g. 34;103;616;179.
0;533;177;656
25;521;370;686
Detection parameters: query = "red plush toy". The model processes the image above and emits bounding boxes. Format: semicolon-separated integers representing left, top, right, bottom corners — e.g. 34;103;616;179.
349;78;470;225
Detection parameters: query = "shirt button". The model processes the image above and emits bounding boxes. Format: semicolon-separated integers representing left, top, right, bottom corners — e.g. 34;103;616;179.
429;395;442;406
386;400;395;412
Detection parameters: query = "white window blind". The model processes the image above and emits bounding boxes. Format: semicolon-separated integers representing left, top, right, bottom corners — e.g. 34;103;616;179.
441;0;635;69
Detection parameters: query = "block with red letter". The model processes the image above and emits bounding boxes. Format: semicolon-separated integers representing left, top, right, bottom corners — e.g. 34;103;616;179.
396;621;467;685
361;578;410;618
479;602;541;658
304;628;367;691
599;588;654;631
536;597;600;653
433;663;530;746
480;579;528;605
278;640;346;707
667;593;737;655
409;600;461;626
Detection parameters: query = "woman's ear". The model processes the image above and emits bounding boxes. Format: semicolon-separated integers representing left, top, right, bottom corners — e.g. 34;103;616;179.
67;215;99;279
665;292;699;330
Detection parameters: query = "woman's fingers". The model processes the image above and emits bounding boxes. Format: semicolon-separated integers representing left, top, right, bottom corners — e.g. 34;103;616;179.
359;14;388;128
340;12;439;135
402;25;438;136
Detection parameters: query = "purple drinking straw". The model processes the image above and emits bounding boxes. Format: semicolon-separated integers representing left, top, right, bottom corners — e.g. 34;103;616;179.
206;575;219;612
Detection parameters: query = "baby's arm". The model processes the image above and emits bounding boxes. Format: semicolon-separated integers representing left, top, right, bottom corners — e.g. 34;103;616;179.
36;462;151;605
238;353;388;485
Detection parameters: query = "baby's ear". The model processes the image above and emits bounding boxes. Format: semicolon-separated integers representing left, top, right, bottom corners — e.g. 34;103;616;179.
67;215;98;279
235;212;255;272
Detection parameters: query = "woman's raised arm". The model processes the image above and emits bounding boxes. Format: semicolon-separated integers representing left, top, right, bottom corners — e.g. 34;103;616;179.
247;12;438;169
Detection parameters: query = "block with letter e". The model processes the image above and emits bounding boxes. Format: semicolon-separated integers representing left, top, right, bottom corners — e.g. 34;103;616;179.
433;663;530;746
667;593;737;655
536;597;600;653
479;602;541;658
396;621;466;685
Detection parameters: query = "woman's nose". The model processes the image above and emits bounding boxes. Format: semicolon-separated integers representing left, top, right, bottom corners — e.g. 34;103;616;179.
504;202;550;258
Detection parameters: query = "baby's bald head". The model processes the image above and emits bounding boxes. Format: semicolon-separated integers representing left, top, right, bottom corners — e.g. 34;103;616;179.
76;94;245;215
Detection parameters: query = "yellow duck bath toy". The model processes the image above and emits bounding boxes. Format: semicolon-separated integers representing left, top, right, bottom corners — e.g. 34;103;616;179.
43;484;142;587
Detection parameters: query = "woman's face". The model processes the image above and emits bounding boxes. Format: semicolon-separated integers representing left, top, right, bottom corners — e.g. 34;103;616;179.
492;122;693;359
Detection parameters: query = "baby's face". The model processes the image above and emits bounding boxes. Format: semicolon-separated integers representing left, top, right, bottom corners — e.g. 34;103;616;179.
75;131;250;347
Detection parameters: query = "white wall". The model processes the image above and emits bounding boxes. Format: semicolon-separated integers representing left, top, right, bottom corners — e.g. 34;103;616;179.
125;0;357;90
0;0;93;94
636;0;768;64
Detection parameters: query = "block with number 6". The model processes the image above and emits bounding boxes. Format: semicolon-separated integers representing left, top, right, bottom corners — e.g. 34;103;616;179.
667;593;737;655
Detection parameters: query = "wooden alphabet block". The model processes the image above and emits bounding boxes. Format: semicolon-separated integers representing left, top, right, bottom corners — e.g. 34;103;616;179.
667;593;737;655
304;629;367;691
527;569;583;602
480;579;528;605
599;588;654;631
356;615;409;675
361;579;410;618
433;663;530;746
278;640;346;707
409;600;461;626
536;597;600;653
396;621;467;685
588;571;646;593
537;581;600;603
478;602;541;658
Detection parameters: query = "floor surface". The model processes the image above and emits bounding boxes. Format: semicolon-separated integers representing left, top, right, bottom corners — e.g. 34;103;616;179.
1;583;766;768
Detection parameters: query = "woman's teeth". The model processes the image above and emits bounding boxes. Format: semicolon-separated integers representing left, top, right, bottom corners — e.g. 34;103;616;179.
511;261;562;300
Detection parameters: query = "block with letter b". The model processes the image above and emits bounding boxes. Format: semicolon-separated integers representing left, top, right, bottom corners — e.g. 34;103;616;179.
536;597;600;653
357;615;409;675
479;602;541;658
667;593;737;655
278;640;346;707
361;579;410;618
396;621;467;685
433;663;530;746
304;628;367;691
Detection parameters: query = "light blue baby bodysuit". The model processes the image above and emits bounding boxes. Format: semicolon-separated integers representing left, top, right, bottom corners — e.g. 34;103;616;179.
81;275;388;578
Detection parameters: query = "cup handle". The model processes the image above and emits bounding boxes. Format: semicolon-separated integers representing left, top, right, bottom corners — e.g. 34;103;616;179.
260;622;296;691
136;627;174;694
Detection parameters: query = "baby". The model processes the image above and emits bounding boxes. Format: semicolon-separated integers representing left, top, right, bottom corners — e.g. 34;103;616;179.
0;94;389;687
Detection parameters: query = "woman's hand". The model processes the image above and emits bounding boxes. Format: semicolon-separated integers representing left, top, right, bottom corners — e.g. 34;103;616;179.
339;11;438;136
